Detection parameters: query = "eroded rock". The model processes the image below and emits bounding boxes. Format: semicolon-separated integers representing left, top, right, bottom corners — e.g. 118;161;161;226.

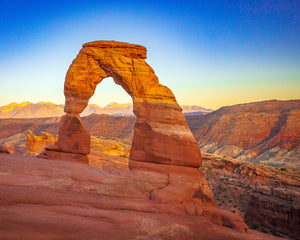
25;131;57;156
41;40;201;168
37;40;252;235
0;154;285;239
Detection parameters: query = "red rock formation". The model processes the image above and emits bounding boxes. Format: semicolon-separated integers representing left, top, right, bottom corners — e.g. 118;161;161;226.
189;100;300;153
0;144;12;154
36;40;255;234
0;143;24;155
57;113;90;155
0;153;284;239
40;40;201;168
201;153;300;238
0;118;60;140
187;99;300;169
25;131;57;156
245;187;300;239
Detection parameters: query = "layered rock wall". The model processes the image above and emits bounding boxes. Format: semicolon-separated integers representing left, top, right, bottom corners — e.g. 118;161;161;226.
245;187;300;239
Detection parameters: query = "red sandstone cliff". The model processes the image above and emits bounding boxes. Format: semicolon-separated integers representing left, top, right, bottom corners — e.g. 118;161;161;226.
187;99;300;170
201;153;300;239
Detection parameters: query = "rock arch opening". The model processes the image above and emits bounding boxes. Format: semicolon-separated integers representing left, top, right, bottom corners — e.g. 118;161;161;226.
40;40;202;168
81;76;133;116
82;76;135;161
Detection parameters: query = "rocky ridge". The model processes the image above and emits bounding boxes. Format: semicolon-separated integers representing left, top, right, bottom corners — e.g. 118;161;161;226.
0;99;299;170
187;99;300;170
0;102;212;118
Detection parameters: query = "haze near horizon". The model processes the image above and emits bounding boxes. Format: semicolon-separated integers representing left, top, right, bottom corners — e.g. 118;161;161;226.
0;0;299;109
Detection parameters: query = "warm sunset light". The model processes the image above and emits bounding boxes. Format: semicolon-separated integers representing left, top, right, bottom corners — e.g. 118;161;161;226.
0;1;299;239
0;0;299;109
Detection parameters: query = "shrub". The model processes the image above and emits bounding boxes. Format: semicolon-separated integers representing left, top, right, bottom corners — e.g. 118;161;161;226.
280;167;287;172
249;223;259;230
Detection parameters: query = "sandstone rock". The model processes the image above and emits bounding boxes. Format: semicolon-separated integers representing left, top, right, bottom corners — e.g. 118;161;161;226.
57;113;90;155
0;143;23;155
189;99;300;170
25;131;57;156
0;144;12;154
245;188;300;239
0;154;285;239
129;161;214;204
218;209;249;233
201;153;300;239
38;150;89;164
40;113;91;162
51;40;201;168
36;40;255;237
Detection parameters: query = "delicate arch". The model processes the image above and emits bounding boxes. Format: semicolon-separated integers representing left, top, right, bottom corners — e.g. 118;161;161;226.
41;41;202;168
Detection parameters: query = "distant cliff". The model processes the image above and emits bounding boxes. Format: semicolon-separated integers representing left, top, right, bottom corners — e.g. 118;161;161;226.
201;153;300;239
186;99;300;170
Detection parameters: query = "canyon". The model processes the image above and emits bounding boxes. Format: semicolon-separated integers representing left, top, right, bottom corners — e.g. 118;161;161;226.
1;99;299;170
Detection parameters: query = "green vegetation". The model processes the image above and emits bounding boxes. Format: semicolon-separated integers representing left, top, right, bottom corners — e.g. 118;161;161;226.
280;167;288;172
248;222;259;230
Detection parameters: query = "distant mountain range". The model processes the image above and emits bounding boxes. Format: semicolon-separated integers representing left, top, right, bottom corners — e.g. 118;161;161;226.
0;102;213;118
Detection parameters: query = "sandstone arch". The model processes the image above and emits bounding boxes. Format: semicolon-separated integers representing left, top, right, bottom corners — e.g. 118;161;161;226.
38;41;250;232
40;41;201;168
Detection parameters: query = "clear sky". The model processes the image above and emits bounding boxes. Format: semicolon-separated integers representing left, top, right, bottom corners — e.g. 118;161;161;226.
0;0;299;110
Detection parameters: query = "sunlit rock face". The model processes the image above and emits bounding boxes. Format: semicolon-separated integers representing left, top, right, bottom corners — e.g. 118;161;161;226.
25;131;57;156
35;41;255;235
41;40;201;168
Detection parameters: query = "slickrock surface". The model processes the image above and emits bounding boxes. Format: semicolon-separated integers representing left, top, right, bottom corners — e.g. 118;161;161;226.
0;153;284;240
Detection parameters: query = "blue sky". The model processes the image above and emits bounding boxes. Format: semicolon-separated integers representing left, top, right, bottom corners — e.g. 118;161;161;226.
0;0;299;109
